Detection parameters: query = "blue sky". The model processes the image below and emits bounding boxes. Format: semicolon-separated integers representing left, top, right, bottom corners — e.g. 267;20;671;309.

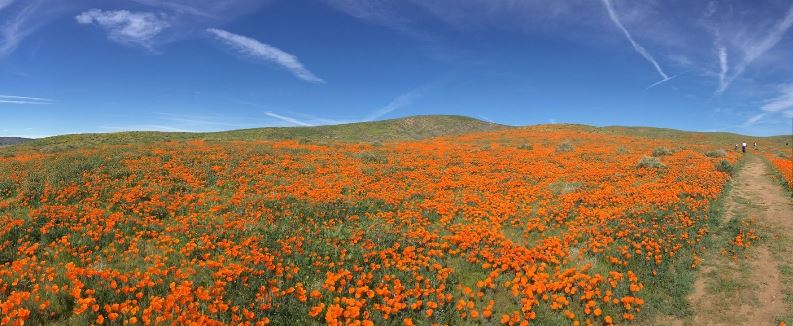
1;0;793;137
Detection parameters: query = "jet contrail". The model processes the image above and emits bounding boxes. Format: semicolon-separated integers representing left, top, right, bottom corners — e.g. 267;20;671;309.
645;73;685;90
601;0;669;80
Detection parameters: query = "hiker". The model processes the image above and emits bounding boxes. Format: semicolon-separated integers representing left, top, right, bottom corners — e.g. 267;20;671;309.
754;142;758;150
734;143;739;151
742;142;747;153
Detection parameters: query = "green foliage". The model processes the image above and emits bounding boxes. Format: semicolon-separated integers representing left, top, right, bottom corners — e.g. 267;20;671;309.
0;180;15;199
517;143;533;150
556;141;574;153
716;160;734;175
652;147;672;157
705;150;726;158
638;156;665;168
355;151;388;164
7;115;507;152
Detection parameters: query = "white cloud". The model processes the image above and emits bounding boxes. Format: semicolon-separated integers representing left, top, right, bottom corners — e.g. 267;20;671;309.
718;46;727;89
744;83;793;126
717;3;793;95
762;84;793;113
667;54;692;67
0;0;43;57
600;0;669;81
0;94;54;105
265;111;314;126
207;28;324;83
744;113;766;126
0;100;52;104
75;9;170;48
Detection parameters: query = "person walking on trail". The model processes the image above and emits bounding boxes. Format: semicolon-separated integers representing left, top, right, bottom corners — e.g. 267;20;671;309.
754;142;757;150
735;143;739;151
742;142;747;153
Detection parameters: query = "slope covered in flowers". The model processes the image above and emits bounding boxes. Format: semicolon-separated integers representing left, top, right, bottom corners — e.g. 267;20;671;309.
757;139;793;191
768;155;793;191
0;127;738;325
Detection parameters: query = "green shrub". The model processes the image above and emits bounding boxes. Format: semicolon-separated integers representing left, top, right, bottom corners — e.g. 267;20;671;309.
705;150;726;158
716;160;733;175
556;141;573;153
638;156;665;168
517;143;533;150
356;151;388;164
652;147;671;157
0;181;15;199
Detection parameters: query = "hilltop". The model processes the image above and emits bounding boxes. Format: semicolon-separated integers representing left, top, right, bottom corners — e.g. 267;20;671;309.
3;115;791;152
0;137;31;146
9;115;507;151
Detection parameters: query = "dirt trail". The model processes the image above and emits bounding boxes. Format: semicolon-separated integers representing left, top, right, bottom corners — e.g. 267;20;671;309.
683;155;793;325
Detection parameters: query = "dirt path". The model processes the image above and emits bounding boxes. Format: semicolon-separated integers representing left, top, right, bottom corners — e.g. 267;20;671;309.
681;155;793;325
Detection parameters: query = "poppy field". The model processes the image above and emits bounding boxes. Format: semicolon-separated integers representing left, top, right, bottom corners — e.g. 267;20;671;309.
769;155;793;191
0;127;740;325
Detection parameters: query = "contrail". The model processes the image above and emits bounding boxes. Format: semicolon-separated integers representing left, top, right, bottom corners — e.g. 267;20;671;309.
601;0;669;80
0;100;53;104
265;111;313;126
716;3;793;95
644;73;684;90
0;94;54;102
0;94;55;104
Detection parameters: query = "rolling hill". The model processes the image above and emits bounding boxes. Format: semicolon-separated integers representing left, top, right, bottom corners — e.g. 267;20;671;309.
0;137;31;146
3;115;791;153
9;115;508;151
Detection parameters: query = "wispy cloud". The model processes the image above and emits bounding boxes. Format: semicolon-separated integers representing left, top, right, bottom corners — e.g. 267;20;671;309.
744;83;793;126
0;94;54;105
130;0;215;18
744;113;766;126
265;111;314;126
321;0;432;42
364;78;448;121
761;84;793;113
365;89;424;121
0;0;45;57
600;0;669;81
207;28;324;83
0;0;14;11
717;3;793;95
717;46;728;89
75;9;170;49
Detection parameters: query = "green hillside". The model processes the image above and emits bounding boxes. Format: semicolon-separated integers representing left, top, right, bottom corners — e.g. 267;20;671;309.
4;115;791;153
9;115;508;151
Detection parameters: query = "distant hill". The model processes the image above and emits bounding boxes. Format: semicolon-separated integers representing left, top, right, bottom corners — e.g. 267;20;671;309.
4;115;791;153
0;137;32;146
10;115;509;151
596;125;792;148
